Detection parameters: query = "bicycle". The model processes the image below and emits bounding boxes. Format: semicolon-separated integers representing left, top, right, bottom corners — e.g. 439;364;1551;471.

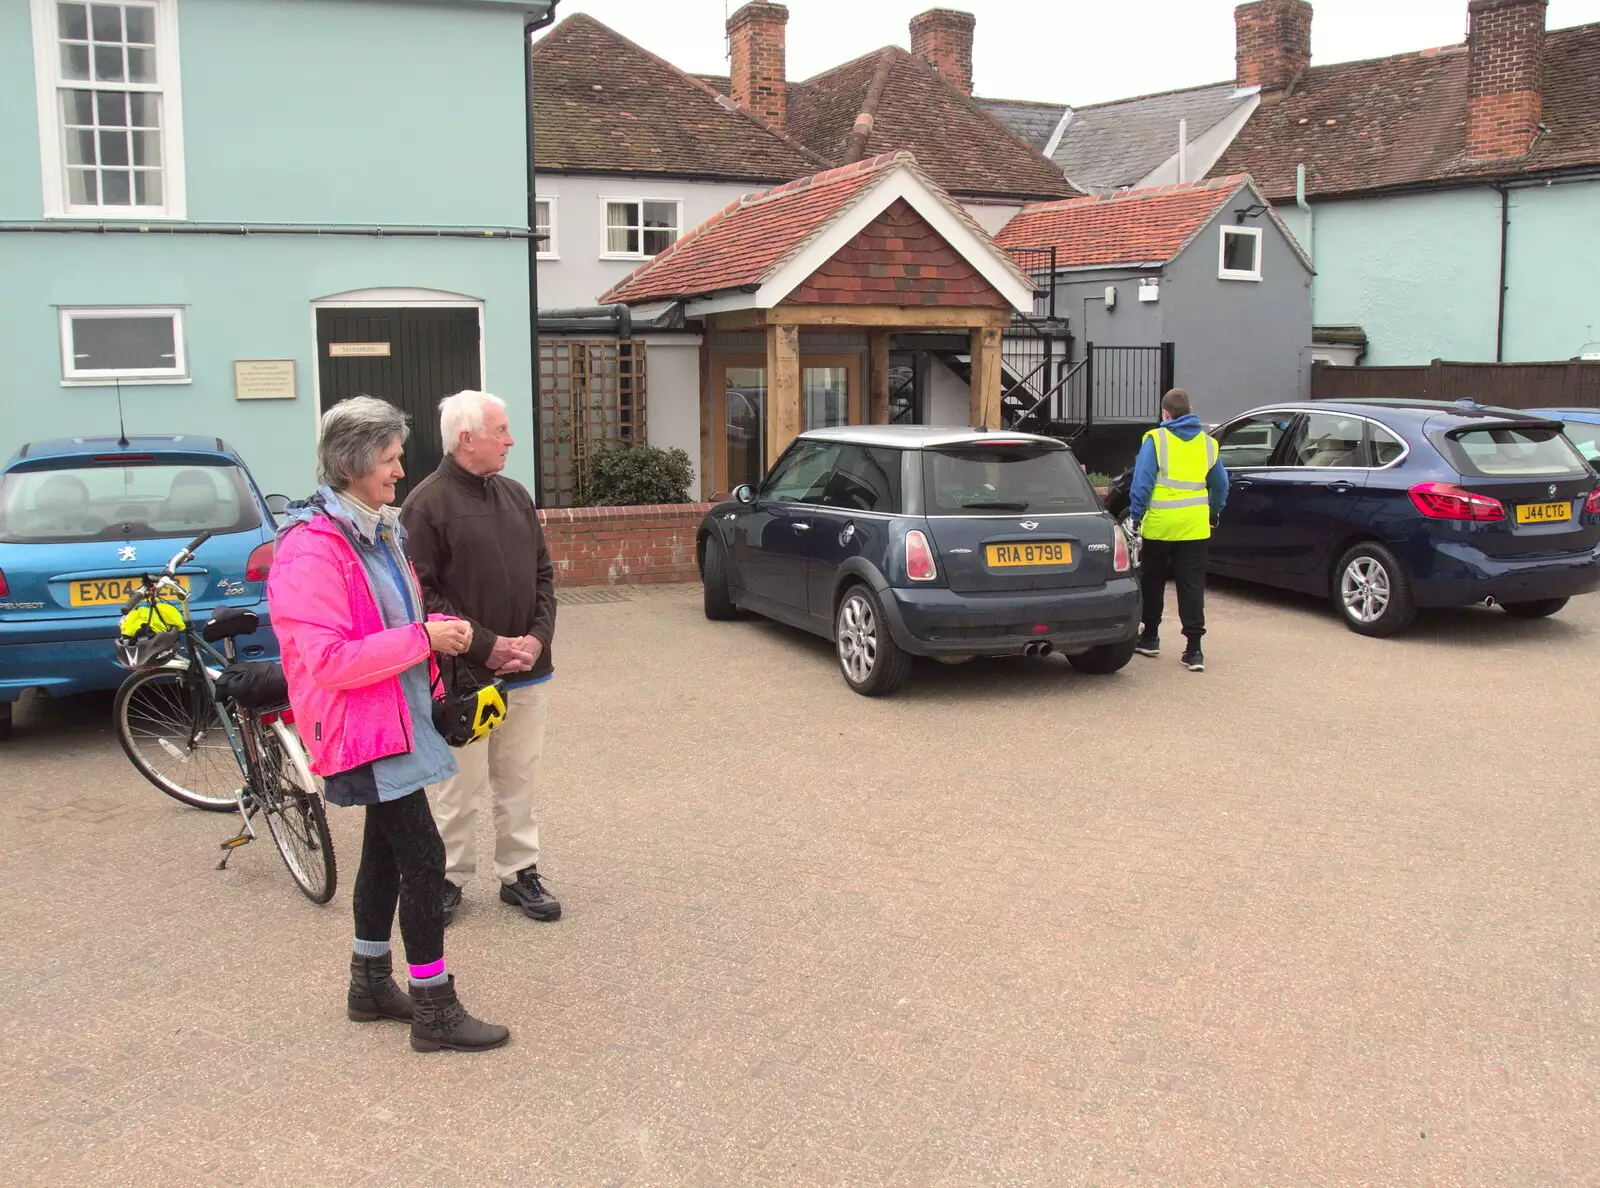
112;530;337;904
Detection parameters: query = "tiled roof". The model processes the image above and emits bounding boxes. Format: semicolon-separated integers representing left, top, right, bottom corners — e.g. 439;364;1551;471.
995;175;1255;269
530;14;825;182
1048;82;1257;193
784;48;1076;202
1213;22;1600;199
600;153;905;305
974;98;1067;152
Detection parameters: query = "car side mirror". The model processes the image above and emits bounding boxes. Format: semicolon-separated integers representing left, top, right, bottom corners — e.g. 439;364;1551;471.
265;494;290;515
733;484;756;505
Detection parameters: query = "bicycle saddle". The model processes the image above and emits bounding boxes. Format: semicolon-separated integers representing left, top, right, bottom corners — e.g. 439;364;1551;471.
202;605;260;643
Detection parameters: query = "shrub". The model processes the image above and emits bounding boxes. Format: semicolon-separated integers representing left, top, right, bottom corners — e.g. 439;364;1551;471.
1087;471;1114;489
576;439;694;506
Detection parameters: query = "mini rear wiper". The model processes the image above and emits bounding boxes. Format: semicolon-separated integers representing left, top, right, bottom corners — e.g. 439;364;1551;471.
959;500;1029;511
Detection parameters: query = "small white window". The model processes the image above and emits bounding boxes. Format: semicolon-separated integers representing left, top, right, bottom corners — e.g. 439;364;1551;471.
534;197;558;259
30;0;186;218
59;307;187;383
1219;225;1263;281
603;199;680;258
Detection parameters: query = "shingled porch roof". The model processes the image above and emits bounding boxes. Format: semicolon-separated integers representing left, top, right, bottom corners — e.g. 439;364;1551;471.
598;151;1036;313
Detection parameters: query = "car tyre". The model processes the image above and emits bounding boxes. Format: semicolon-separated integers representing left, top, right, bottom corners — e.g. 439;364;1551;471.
701;535;740;621
835;584;910;697
0;703;11;741
1333;542;1416;637
1501;597;1568;619
1067;638;1137;675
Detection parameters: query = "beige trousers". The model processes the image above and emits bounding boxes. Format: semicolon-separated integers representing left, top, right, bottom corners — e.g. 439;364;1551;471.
428;681;550;887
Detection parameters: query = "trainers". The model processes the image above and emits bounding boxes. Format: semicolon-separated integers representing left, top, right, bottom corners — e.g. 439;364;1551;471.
1181;644;1205;672
441;881;463;927
501;865;562;921
1133;633;1160;657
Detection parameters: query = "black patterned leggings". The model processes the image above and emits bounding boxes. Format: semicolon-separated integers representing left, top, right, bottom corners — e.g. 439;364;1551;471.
351;789;446;967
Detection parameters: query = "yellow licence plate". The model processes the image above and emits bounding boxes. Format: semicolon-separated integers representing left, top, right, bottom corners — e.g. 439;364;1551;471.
1516;501;1572;525
986;542;1071;568
68;575;190;607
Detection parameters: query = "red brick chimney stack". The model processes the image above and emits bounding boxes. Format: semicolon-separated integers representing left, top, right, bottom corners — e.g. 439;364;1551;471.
728;1;789;127
909;9;976;96
1234;0;1313;97
1466;0;1547;158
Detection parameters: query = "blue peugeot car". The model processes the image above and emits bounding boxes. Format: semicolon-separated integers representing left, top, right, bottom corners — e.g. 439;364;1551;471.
1208;399;1600;635
0;435;283;738
1531;407;1600;469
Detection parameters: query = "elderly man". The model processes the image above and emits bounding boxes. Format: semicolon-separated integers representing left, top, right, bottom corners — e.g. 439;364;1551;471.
400;390;560;925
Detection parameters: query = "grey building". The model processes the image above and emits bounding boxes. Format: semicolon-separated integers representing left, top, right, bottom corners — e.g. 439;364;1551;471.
997;174;1313;464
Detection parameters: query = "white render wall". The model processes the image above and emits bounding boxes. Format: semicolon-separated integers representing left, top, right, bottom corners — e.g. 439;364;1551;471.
640;335;706;499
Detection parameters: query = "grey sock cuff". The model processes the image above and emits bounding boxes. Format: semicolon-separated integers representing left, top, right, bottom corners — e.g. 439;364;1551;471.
352;937;391;958
410;970;450;989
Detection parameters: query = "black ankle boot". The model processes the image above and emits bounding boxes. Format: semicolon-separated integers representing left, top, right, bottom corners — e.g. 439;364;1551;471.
409;976;510;1053
347;954;414;1023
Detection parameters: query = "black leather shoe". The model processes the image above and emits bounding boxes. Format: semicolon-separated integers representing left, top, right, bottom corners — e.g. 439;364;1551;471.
348;954;413;1023
409;976;510;1053
441;881;463;927
500;865;561;921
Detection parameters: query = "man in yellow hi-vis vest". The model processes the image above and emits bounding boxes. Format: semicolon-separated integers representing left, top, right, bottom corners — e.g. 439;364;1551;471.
1128;389;1230;671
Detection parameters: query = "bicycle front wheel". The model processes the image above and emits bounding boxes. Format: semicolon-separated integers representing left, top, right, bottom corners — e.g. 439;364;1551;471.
257;720;337;904
115;668;241;812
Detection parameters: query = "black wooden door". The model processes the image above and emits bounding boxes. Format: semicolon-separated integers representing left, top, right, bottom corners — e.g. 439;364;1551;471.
317;307;481;501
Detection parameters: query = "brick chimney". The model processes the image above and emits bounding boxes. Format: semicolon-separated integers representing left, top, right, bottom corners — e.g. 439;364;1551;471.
1466;0;1547;158
1234;0;1312;96
728;1;788;127
910;9;975;96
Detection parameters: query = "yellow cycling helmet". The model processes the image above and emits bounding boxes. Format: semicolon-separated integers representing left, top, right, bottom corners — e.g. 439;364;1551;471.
115;601;186;668
430;660;507;747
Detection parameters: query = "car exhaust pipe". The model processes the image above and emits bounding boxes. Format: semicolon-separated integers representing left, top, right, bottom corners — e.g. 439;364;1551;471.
1023;641;1053;658
1484;596;1496;608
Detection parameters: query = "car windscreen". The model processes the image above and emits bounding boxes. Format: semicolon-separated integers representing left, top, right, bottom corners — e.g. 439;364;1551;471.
922;444;1096;514
0;461;263;544
1560;421;1600;465
1434;425;1590;479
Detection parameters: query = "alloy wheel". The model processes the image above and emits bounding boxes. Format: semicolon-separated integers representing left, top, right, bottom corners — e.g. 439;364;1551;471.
1341;556;1391;624
837;592;878;684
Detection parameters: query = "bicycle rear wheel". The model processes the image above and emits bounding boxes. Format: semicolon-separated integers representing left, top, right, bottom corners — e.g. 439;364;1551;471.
115;667;241;812
257;720;337;904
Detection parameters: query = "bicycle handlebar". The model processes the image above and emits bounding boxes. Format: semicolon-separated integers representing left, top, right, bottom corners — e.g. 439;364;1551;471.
167;531;213;574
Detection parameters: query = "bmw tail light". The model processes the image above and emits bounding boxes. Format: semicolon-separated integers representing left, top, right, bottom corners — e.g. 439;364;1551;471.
245;541;275;582
1587;487;1600;516
1408;482;1506;522
1112;525;1131;572
905;530;937;582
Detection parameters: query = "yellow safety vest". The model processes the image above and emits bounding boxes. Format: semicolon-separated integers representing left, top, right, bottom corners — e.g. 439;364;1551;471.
1141;427;1218;541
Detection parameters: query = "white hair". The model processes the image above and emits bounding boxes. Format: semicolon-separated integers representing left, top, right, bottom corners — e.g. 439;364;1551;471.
439;389;507;454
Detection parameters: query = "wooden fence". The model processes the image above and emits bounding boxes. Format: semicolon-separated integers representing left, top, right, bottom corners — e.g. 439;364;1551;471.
538;339;646;507
1311;359;1600;409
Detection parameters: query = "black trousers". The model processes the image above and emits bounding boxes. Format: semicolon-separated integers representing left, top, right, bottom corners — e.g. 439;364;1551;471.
351;789;446;968
1139;537;1209;641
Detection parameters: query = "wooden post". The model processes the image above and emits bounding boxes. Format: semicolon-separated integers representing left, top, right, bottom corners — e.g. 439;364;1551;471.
868;331;891;424
969;324;1003;429
766;323;802;466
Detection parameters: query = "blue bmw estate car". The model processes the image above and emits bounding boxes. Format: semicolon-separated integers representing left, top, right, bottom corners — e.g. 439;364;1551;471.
1209;399;1600;635
0;435;282;737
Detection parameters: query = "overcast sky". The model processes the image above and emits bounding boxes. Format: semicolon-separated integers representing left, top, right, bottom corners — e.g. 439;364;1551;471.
539;0;1600;105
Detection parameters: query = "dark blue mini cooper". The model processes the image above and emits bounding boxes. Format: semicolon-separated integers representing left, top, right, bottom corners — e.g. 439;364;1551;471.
697;427;1140;696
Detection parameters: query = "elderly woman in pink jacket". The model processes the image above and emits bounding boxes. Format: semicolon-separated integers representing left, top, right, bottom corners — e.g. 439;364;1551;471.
267;395;507;1054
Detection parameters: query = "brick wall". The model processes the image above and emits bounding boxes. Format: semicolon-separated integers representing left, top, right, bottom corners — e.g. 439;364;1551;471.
1466;0;1546;158
909;9;975;96
728;1;788;128
538;503;712;587
1234;0;1312;94
788;199;1010;306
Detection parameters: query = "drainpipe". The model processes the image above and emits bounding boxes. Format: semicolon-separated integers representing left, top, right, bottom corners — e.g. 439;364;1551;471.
1177;119;1188;183
1493;183;1510;362
526;6;558;503
1295;163;1315;269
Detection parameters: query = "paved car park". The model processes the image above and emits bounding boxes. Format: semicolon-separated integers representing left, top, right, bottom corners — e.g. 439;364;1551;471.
3;580;1599;1185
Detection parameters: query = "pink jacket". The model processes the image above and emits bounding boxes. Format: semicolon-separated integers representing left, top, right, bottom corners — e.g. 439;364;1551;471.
266;513;437;777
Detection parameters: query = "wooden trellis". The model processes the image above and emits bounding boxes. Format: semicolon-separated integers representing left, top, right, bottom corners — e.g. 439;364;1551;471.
538;339;646;506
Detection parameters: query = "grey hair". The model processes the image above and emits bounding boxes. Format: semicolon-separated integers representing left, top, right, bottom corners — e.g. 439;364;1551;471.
316;395;410;489
439;389;506;454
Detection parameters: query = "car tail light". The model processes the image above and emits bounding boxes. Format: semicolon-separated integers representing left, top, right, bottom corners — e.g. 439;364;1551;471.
1112;525;1131;572
1408;482;1506;522
905;530;937;582
245;541;274;582
0;568;8;597
1587;487;1600;516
